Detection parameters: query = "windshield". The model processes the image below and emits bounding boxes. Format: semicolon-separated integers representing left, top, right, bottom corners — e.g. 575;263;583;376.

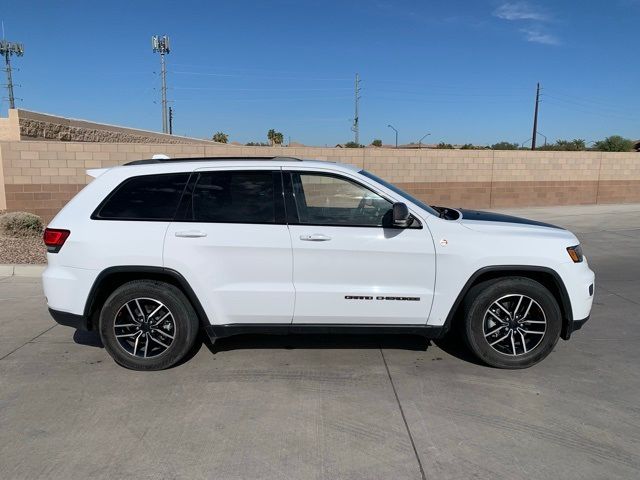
359;170;440;217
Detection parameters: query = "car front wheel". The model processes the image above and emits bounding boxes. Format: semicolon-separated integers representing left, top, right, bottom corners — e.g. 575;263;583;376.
463;277;562;369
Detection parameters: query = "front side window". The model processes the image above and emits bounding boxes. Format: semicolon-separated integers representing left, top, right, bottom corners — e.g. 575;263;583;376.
359;170;440;217
184;170;277;224
291;172;393;227
94;173;190;220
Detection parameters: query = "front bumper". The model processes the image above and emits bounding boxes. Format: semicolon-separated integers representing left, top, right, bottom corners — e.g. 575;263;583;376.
556;257;594;340
572;315;590;333
48;308;91;331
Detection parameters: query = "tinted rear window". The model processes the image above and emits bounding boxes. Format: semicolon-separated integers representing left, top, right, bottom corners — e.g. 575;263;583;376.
184;171;276;224
95;173;190;220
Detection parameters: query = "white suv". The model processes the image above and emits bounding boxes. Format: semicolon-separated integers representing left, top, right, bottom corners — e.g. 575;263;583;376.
42;157;594;370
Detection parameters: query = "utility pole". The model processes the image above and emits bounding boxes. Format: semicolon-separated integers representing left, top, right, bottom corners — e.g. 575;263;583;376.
0;39;24;110
531;82;540;150
152;35;170;134
351;73;361;145
168;106;173;134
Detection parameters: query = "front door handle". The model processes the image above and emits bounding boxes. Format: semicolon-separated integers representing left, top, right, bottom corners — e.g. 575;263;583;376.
175;230;207;238
300;234;332;242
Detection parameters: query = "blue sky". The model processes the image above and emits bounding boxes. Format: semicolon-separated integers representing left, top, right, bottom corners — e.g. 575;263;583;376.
2;0;639;145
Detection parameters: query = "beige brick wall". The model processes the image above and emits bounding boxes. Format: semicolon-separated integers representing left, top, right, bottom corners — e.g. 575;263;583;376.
0;110;20;142
1;140;639;221
0;143;6;209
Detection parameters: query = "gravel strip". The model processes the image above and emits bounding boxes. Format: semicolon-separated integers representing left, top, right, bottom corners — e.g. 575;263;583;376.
0;235;47;264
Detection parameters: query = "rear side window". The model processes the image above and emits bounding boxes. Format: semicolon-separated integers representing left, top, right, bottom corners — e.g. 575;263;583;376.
94;173;190;220
182;171;277;224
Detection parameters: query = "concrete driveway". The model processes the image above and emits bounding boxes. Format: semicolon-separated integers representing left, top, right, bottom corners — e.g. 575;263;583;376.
1;204;639;480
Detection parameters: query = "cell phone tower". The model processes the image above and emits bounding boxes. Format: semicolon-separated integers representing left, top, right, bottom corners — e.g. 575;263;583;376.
0;39;24;109
152;35;170;134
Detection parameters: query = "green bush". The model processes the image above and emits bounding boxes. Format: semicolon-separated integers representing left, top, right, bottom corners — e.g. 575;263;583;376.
0;211;44;237
594;135;634;152
491;141;519;150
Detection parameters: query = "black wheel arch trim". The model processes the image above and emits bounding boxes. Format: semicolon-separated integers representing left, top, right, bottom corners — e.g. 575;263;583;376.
443;265;575;340
84;266;211;329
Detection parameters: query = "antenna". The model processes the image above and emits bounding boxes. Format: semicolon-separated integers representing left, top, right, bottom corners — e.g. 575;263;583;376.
0;39;24;109
151;35;170;133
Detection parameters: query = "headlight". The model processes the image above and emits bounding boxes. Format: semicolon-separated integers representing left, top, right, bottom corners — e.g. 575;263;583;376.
567;245;583;263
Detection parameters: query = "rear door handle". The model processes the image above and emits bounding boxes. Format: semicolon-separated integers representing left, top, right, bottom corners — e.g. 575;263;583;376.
300;234;332;242
175;230;207;238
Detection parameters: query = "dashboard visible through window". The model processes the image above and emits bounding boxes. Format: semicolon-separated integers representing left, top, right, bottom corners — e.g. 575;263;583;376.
290;172;393;227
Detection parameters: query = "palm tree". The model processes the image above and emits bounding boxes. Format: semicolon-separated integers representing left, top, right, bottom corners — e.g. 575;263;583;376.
212;132;228;143
267;129;284;146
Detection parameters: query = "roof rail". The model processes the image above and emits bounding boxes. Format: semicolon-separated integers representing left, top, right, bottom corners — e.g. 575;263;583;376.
124;156;303;166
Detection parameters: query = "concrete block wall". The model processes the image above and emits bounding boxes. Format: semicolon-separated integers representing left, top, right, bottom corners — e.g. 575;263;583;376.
1;140;639;221
0;110;20;142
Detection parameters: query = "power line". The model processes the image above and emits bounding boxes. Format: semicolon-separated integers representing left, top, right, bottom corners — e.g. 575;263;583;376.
543;99;639;122
172;86;352;92
543;93;637;117
171;95;353;103
545;88;637;111
172;70;350;82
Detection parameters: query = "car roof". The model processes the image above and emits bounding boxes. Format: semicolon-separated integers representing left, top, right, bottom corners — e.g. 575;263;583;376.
124;156;305;166
114;156;361;173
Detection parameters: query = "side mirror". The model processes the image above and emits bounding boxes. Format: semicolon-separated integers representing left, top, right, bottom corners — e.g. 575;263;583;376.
392;202;411;228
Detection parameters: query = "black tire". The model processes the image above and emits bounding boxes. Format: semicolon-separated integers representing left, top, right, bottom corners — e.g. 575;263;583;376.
99;280;199;370
462;277;562;369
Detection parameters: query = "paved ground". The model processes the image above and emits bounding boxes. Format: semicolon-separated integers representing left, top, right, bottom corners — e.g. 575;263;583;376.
1;203;639;480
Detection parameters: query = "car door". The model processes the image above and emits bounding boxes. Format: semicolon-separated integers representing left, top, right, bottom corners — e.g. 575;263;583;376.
284;168;436;325
164;167;294;325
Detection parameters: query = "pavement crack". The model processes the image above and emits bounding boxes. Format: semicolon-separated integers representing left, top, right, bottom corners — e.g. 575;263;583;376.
380;348;427;480
0;324;57;362
597;285;640;306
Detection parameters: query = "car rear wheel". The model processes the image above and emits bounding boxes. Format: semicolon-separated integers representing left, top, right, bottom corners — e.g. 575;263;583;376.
463;277;562;369
99;280;199;370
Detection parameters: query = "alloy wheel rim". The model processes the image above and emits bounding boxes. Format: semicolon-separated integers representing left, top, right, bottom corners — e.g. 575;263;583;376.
483;294;546;356
113;297;176;359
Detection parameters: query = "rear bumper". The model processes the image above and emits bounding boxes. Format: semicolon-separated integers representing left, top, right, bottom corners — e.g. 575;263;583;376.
48;308;90;331
42;265;98;315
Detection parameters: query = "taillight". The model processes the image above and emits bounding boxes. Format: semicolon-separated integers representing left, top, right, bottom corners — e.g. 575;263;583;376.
43;228;70;253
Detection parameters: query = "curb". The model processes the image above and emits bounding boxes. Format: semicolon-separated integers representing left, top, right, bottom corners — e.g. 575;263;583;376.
0;264;46;277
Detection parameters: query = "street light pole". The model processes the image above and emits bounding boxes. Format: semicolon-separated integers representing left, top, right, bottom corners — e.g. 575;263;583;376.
387;124;398;148
537;131;547;147
418;133;431;148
